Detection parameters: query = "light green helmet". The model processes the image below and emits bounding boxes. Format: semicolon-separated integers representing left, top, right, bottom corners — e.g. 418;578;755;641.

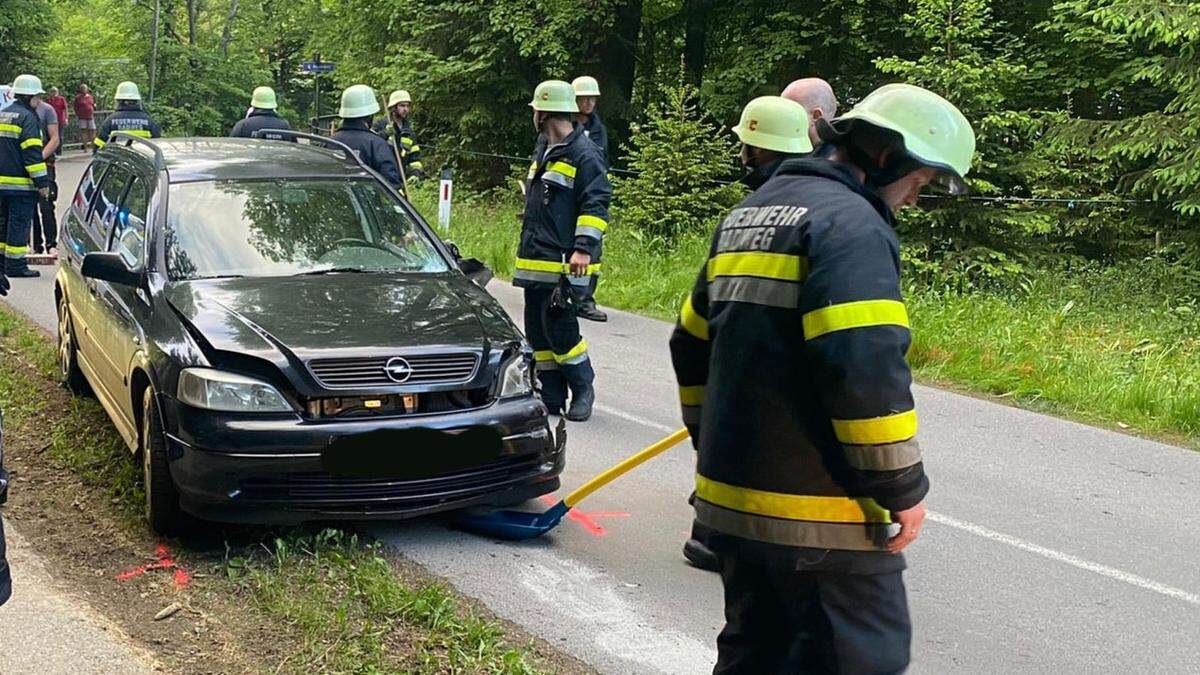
832;83;975;194
529;80;579;113
11;74;45;96
572;76;601;97
733;96;813;155
339;84;380;118
114;81;141;101
387;89;411;108
250;86;278;110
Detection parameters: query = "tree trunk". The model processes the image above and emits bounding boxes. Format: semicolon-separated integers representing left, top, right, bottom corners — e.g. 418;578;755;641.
186;0;198;46
682;0;713;87
220;0;239;57
588;0;643;161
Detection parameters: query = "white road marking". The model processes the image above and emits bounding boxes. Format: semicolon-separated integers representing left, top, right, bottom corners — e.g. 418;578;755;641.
517;550;717;674
602;402;1200;609
595;403;677;434
928;511;1200;607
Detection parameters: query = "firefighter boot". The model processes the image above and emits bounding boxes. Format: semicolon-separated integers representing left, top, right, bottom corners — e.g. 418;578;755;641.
562;360;595;422
683;520;719;572
575;294;608;323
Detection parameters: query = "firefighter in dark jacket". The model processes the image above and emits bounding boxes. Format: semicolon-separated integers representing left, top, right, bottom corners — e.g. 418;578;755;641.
682;95;814;573
372;90;426;179
230;87;292;139
0;74;52;278
571;76;608;166
515;80;611;422
94;81;161;151
332;85;400;186
670;83;975;674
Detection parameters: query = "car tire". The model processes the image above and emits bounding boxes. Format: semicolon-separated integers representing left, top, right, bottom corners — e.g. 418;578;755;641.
141;387;188;536
57;293;91;396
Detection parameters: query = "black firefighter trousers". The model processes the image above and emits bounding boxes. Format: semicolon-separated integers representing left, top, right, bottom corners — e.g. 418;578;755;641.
523;287;594;412
714;554;911;675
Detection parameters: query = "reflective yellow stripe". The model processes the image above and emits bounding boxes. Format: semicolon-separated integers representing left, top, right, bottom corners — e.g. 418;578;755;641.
401;137;414;146
679;385;705;407
576;214;607;232
832;409;918;445
553;339;588;363
545;161;577;179
514;257;601;275
20;138;43;150
409;161;424;169
696;475;891;524
534;350;556;362
527;162;538;179
802;299;909;340
94;137;106;148
4;245;29;256
679;294;708;340
0;176;34;186
25;162;47;173
707;251;807;282
118;129;153;138
409;145;421;153
0;124;21;134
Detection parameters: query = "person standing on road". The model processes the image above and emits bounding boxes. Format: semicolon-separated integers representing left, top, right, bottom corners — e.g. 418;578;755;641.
681;95;814;573
45;87;69;156
572;76;608;166
670;83;975;673
781;77;839;150
371;90;426;179
332;85;401;186
94;82;161;152
73;84;95;151
515;80;611;422
0;75;53;278
30;89;61;257
230;87;292;139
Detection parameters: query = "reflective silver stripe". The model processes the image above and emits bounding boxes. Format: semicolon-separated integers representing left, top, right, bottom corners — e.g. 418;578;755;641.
0;183;36;192
575;225;604;240
514;269;562;284
566;274;591;287
708;276;801;308
0;132;18;139
694;499;892;551
535;360;559;371
681;404;702;426
844;438;922;471
542;171;575;189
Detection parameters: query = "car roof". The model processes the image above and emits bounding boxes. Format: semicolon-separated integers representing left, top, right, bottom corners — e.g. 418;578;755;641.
107;137;374;183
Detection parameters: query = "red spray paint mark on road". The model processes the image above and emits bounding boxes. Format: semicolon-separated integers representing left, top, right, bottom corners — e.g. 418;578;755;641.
116;543;191;589
539;496;629;537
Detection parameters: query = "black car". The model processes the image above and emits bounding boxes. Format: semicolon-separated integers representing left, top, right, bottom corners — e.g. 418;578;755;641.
55;132;563;534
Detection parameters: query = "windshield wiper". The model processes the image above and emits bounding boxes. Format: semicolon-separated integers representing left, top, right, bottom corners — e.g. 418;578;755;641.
294;267;377;276
188;274;246;280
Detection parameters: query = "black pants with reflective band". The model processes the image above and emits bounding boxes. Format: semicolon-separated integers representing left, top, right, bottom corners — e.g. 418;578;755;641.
714;554;911;675
32;162;57;253
523;287;594;409
0;193;37;274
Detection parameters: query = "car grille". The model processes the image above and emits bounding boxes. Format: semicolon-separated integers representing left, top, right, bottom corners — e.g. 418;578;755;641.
308;353;479;389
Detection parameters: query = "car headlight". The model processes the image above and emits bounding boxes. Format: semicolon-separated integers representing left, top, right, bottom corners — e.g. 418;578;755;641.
177;368;292;413
498;354;533;399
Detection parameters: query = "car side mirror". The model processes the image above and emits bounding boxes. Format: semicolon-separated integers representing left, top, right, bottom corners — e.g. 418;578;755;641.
81;252;141;287
457;257;493;288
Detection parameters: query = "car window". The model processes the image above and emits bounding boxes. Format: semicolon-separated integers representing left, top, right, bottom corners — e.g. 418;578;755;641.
91;165;133;242
164;179;450;280
109;176;149;268
73;159;108;223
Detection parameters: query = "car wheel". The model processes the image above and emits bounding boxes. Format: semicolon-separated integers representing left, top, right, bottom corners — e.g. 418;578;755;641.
141;387;188;536
57;293;90;395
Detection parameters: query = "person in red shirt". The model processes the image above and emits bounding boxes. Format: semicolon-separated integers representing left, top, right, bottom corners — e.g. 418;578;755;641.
45;87;68;156
72;84;95;151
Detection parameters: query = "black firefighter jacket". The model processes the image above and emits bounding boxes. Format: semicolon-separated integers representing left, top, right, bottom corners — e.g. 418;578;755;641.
230;109;293;139
0;99;50;195
333;118;400;186
94;103;161;149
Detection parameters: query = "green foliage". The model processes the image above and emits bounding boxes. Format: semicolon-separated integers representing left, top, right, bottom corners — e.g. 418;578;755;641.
612;82;744;244
0;0;54;78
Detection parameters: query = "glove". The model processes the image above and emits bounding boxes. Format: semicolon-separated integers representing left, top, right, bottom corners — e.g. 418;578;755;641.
408;168;427;180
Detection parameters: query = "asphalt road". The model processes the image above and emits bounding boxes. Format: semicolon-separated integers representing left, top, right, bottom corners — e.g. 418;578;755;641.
4;155;1198;674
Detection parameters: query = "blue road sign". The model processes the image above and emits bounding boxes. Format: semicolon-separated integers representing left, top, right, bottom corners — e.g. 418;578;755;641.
301;61;336;73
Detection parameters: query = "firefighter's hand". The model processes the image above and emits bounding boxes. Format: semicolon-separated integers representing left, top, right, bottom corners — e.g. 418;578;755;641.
886;501;926;554
38;187;50;199
568;251;591;277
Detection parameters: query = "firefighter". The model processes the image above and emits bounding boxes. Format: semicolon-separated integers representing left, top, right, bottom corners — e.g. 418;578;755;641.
670;83;974;673
332;85;400;186
571;76;607;165
372;90;426;179
0;74;52;278
515;80;611;422
94;81;161;152
230;86;292;139
682;95;814;573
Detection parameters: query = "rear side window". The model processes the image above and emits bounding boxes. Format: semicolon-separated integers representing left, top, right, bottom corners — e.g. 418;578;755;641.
73;159;109;223
91;165;132;241
110;177;149;268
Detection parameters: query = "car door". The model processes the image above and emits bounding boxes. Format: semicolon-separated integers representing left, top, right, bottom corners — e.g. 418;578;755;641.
60;158;114;389
79;163;134;404
94;171;154;432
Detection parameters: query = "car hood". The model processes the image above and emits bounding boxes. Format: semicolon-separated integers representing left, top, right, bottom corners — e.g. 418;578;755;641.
164;273;521;362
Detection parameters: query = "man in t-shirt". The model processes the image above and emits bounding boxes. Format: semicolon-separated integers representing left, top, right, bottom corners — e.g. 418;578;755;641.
45;87;69;156
30;94;60;256
72;84;95;151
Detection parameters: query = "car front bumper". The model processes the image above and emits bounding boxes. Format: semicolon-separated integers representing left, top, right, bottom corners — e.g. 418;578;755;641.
159;395;564;525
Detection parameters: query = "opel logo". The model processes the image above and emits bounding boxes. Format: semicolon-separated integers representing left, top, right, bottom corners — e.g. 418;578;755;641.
384;357;414;383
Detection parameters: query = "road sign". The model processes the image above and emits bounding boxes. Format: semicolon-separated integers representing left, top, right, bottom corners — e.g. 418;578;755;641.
301;61;336;73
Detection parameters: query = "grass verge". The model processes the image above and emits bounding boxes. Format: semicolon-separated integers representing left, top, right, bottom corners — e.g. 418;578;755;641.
0;304;572;674
414;184;1200;448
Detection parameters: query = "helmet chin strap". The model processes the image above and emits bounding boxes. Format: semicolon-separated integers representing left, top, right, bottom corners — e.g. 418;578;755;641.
816;117;917;191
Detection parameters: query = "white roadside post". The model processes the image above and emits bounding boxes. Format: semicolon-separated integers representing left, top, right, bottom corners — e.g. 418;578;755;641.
438;168;453;233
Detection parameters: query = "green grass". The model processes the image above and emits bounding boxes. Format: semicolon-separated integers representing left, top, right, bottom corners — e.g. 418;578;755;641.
415;187;1200;447
0;304;548;674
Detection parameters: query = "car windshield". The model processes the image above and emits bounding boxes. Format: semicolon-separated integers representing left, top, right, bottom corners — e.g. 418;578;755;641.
164;179;449;280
